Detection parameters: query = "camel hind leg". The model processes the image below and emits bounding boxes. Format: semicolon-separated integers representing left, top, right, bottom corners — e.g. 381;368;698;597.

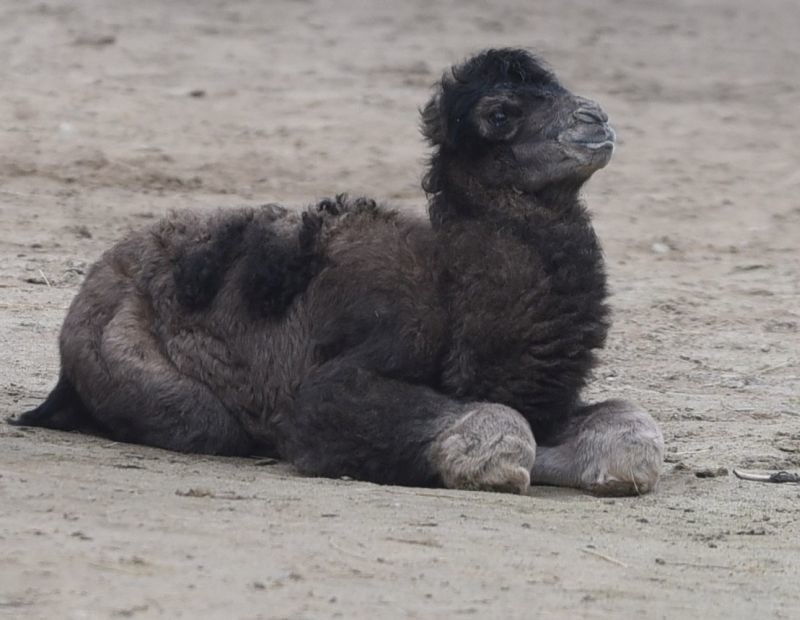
53;292;254;456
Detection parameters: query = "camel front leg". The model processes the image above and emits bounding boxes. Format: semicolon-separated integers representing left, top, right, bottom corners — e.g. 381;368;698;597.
277;363;536;494
531;399;664;496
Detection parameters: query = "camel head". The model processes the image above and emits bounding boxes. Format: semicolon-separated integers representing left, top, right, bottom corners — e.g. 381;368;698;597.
422;48;616;197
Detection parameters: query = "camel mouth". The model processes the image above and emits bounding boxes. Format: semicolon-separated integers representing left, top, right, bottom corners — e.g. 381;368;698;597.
559;124;616;157
571;139;615;150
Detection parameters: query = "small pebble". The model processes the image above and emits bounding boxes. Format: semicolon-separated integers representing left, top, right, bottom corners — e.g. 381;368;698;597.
695;467;728;478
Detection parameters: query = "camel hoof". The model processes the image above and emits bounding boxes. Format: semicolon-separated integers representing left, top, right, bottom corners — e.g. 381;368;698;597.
580;401;664;496
430;404;536;494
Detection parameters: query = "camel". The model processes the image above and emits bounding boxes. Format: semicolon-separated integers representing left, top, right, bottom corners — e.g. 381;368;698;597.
11;48;664;496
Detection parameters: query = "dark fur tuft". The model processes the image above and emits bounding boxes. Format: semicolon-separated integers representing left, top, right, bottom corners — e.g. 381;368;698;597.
421;48;556;149
315;194;382;220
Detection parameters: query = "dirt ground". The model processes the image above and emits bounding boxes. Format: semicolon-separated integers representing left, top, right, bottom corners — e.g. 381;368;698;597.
1;0;799;618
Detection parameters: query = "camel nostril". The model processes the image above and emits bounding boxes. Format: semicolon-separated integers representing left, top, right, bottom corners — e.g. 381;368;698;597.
574;107;608;124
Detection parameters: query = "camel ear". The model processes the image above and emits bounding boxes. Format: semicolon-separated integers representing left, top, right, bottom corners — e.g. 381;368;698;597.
420;92;446;146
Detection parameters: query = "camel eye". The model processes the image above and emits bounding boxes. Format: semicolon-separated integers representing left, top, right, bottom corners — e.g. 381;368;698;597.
490;110;508;127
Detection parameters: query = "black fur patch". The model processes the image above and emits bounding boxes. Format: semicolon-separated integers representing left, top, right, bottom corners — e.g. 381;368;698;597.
238;212;325;318
173;205;328;318
174;214;253;311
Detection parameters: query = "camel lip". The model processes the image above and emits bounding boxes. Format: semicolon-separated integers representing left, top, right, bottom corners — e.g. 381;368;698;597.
572;139;615;150
559;124;616;150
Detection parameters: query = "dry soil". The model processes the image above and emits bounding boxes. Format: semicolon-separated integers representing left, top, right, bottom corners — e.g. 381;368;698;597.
1;1;799;618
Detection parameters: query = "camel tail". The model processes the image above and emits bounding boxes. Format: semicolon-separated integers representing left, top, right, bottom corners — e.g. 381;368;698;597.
8;374;94;432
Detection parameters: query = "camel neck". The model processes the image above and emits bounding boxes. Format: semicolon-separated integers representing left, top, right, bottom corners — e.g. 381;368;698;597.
428;181;590;237
429;182;606;308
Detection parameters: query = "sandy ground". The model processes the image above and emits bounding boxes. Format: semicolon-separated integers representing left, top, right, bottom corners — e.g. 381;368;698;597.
1;0;799;618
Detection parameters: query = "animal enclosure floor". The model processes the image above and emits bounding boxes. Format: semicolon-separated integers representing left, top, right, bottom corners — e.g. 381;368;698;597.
1;1;799;618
